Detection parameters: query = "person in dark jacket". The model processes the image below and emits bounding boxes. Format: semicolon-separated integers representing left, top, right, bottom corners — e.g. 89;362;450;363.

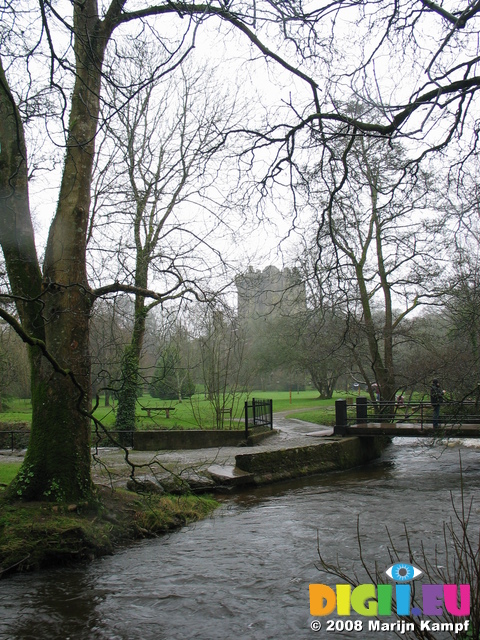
430;379;444;428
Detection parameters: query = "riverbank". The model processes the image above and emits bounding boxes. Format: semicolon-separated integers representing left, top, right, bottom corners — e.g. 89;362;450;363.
0;487;218;578
0;412;388;577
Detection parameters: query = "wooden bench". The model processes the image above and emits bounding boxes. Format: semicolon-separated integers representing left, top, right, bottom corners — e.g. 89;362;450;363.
141;407;176;419
216;407;232;426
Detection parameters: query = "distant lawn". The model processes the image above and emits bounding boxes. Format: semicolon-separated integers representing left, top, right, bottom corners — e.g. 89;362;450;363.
0;397;32;423
92;394;239;430
287;407;337;426
0;463;21;487
251;390;323;412
1;390;353;431
92;390;327;430
1;390;442;435
94;390;354;429
284;392;373;427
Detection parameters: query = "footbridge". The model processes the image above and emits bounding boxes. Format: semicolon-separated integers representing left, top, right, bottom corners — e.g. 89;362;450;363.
334;397;480;438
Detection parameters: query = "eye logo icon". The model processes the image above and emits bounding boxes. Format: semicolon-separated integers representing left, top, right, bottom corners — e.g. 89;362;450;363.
386;563;423;582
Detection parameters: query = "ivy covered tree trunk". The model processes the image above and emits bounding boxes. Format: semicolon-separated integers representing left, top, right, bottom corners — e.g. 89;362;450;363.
115;257;148;440
115;344;141;443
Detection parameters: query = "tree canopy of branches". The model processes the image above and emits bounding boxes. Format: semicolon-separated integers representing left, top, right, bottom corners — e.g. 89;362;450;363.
254;0;480;177
300;136;441;401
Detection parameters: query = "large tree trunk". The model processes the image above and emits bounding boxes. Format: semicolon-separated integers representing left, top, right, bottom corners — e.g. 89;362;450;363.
0;2;107;501
0;58;44;337
26;2;107;501
355;265;396;404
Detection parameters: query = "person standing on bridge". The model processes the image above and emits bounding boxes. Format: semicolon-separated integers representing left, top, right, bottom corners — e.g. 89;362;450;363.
430;379;444;428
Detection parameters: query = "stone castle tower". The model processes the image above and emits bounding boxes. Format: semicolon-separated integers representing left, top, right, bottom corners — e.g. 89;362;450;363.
235;265;306;320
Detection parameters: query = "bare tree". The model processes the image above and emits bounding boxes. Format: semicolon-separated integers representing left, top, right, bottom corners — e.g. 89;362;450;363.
303;137;442;402
89;298;131;407
254;1;480;173
298;310;349;399
195;303;249;429
89;44;236;436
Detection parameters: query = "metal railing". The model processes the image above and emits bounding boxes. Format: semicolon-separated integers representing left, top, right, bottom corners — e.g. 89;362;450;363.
0;429;134;451
244;398;273;439
335;397;480;432
0;431;30;451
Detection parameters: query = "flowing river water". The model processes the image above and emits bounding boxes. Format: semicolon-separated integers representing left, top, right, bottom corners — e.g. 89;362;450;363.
1;439;479;640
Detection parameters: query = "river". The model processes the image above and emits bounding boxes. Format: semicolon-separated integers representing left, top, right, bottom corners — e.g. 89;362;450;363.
1;439;479;640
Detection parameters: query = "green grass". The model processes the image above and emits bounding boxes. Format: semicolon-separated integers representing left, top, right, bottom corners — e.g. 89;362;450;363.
0;397;32;423
251;390;324;412
92;393;220;429
283;392;374;426
288;393;444;427
1;390;349;431
0;463;21;487
91;394;235;430
94;390;341;429
287;408;337;426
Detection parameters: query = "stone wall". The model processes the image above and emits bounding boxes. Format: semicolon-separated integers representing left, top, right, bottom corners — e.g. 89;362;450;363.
133;428;275;451
234;436;389;485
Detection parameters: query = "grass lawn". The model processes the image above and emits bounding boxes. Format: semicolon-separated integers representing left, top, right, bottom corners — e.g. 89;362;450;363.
90;390;347;429
92;394;221;430
0;463;22;487
92;390;353;429
0;398;32;423
286;405;337;426
253;390;324;412
283;392;375;426
1;390;353;431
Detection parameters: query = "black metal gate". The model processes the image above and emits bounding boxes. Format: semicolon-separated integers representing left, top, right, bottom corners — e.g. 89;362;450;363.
244;398;273;438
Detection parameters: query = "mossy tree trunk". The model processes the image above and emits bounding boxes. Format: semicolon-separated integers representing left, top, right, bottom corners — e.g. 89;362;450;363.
0;1;111;502
0;0;285;501
115;254;149;440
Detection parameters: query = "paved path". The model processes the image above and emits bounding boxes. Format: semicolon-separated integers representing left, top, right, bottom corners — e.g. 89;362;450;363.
92;410;333;486
1;410;334;488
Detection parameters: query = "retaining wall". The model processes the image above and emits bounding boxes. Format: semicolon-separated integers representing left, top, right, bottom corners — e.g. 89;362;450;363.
133;427;275;451
234;436;389;485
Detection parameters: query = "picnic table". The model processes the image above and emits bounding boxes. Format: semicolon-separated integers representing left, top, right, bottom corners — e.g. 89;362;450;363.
141;406;176;419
